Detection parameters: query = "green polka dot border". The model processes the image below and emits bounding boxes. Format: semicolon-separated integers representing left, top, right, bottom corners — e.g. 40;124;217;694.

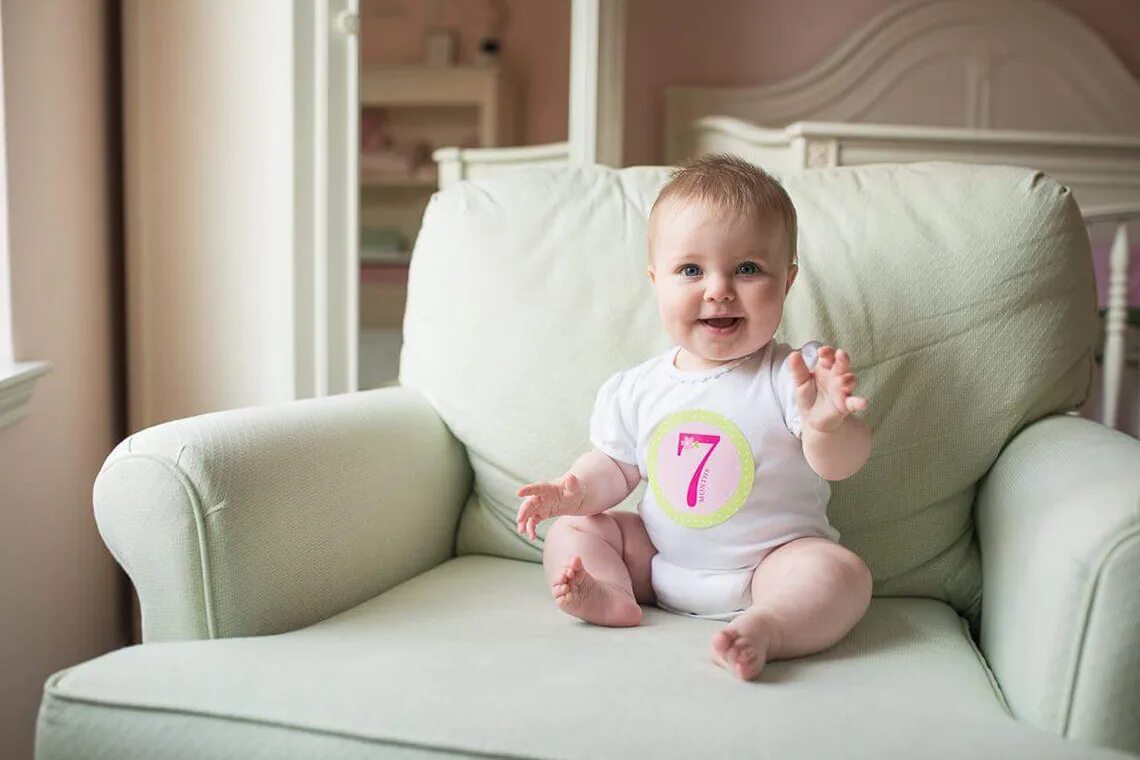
646;409;754;529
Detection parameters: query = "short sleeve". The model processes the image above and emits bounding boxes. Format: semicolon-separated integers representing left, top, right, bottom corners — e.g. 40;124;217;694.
773;341;821;439
588;371;638;465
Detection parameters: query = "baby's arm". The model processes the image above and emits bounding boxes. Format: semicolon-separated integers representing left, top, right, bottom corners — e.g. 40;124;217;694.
801;414;871;481
789;345;872;481
516;449;640;540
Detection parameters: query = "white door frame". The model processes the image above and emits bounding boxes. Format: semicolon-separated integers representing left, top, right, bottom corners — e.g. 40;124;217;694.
295;0;621;399
294;0;359;398
569;0;625;166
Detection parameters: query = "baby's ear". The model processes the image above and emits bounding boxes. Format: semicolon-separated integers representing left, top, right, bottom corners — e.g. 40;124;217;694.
784;263;798;294
647;265;656;285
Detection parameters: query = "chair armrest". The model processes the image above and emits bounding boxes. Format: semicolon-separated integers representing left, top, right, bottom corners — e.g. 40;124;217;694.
975;415;1140;754
94;387;471;642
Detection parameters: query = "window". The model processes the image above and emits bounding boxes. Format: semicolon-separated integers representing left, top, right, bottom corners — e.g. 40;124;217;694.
0;5;49;428
0;3;10;369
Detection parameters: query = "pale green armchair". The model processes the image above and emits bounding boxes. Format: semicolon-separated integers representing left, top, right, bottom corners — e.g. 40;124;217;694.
37;164;1140;759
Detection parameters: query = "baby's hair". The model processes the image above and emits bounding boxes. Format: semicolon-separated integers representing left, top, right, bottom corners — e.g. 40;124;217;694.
649;153;798;264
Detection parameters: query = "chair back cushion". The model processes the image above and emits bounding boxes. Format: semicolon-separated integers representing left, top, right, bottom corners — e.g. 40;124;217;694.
400;162;1096;620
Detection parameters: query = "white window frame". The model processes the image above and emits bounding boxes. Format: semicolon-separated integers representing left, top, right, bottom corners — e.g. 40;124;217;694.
0;6;50;430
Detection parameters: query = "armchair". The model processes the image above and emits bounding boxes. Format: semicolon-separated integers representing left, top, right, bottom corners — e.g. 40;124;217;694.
37;164;1139;759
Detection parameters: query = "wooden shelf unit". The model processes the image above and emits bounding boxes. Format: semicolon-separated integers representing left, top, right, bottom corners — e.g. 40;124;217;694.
358;66;516;390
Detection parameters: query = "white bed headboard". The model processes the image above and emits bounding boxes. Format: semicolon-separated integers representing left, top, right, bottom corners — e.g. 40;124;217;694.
664;0;1140;435
665;0;1140;163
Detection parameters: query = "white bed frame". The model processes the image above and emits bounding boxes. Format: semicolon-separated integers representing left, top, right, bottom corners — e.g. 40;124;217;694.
431;0;1140;433
663;0;1140;434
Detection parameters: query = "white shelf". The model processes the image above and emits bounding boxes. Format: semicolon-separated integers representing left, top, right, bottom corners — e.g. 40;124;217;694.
360;65;515;155
358;66;515;340
361;66;508;111
360;172;437;190
360;252;411;265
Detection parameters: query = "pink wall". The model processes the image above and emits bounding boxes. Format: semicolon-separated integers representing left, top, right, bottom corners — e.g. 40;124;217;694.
0;1;126;756
623;0;1140;166
363;1;1140;166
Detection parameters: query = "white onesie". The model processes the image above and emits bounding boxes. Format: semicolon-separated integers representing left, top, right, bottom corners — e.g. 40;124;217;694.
588;340;839;620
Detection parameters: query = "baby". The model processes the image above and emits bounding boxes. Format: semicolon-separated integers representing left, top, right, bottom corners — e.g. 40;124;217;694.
516;154;873;681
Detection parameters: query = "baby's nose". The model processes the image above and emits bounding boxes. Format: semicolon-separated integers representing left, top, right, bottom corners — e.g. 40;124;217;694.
704;277;735;301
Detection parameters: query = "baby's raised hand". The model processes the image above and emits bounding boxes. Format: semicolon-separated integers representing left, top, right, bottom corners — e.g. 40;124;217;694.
788;345;868;434
516;474;586;541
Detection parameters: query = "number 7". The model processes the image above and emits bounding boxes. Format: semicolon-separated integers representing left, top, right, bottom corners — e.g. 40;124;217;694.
677;432;721;507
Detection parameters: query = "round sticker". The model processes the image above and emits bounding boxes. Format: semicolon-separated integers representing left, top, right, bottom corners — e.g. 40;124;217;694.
646;409;754;528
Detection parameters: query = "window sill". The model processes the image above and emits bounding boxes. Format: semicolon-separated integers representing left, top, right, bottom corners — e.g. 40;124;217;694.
0;361;51;429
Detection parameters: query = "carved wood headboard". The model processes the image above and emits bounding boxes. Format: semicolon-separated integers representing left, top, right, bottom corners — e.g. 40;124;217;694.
665;0;1140;163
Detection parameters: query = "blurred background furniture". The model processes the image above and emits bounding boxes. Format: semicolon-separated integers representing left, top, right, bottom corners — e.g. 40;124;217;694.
432;0;1140;435
359;65;516;388
660;0;1140;434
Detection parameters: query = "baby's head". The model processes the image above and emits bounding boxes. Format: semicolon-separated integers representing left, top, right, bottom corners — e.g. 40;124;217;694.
647;154;798;370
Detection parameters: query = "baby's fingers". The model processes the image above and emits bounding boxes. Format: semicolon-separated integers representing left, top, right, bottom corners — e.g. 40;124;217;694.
516;507;536;539
517;483;548;498
818;375;850;418
834;348;852;374
788;350;812;387
845;396;868;413
816;345;836;370
516;496;538;524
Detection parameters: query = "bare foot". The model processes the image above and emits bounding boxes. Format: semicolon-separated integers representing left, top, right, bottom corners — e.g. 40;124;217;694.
552;556;642;627
711;613;778;680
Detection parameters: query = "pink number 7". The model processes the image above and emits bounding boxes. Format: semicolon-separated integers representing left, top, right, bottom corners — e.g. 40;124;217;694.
677;431;721;508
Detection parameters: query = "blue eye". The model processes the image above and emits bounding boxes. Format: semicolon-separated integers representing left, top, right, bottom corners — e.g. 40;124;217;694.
680;264;701;277
737;261;761;275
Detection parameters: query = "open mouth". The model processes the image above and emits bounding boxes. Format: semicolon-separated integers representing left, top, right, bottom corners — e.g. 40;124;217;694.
699;317;742;332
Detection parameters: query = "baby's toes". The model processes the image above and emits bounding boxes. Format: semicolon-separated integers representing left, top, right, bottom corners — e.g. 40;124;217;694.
712;630;738;661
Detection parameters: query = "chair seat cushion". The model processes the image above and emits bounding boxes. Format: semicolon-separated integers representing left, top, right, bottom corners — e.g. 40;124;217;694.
38;557;1118;759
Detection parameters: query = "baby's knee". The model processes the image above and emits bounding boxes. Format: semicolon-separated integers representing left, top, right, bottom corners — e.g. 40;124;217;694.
792;541;872;596
549;513;620;543
828;547;873;598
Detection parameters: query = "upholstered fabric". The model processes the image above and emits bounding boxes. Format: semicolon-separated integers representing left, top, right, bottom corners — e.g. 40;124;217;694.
93;387;471;641
36;557;1127;760
976;414;1140;753
400;163;1096;623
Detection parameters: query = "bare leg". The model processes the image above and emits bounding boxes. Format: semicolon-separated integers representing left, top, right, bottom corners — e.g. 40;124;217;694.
543;512;657;627
711;537;872;680
608;511;657;605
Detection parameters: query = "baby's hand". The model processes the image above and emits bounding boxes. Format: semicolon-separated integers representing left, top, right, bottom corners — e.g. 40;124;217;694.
516;474;586;541
789;345;868;434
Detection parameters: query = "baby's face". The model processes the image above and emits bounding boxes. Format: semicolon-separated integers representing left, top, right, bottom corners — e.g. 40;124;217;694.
648;202;796;370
